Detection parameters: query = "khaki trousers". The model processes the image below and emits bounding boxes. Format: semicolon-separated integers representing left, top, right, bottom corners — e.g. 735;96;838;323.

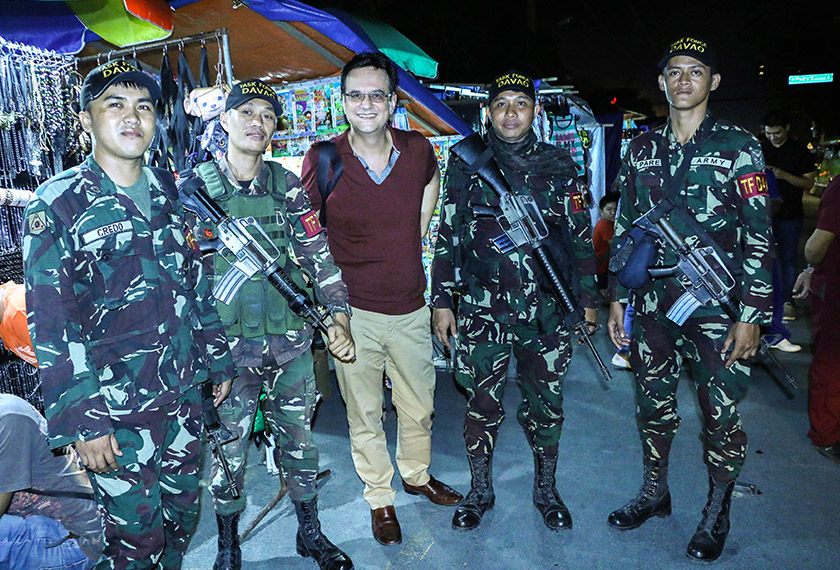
336;305;436;509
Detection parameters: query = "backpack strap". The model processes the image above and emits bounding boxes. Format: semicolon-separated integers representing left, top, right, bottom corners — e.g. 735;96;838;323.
150;167;178;200
314;141;343;226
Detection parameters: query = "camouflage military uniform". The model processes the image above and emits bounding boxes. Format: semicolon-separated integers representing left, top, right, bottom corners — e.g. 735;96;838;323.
612;114;773;480
23;156;236;569
431;137;598;458
191;156;349;512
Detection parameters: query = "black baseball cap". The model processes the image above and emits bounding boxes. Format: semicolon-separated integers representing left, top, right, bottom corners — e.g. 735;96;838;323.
80;60;161;110
658;36;718;71
488;71;536;103
224;79;283;115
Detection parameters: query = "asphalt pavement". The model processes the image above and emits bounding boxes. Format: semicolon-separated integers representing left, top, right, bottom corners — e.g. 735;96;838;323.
182;296;836;570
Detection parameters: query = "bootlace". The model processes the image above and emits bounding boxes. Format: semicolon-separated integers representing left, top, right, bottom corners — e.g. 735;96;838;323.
536;456;557;492
299;502;328;549
628;464;665;506
697;482;731;533
218;514;238;542
471;458;491;492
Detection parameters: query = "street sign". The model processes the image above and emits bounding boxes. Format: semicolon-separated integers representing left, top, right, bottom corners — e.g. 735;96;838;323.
788;73;834;85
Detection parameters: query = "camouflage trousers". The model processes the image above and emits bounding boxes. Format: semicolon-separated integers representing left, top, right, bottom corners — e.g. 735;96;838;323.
454;304;571;458
629;310;751;481
88;387;202;570
210;348;319;514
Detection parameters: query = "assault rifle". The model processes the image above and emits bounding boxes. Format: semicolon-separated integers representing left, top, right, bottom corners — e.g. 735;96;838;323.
632;199;739;326
178;171;330;336
200;382;240;499
451;134;611;382
631;199;798;390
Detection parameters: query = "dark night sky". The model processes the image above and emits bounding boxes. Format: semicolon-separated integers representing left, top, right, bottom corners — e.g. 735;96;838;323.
309;0;840;138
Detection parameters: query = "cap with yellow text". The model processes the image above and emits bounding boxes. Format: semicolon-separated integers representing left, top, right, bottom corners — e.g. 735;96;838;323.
659;36;718;71
80;60;161;110
488;71;536;103
225;79;283;115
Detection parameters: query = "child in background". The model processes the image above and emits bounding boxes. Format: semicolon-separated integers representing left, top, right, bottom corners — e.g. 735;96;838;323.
593;192;619;304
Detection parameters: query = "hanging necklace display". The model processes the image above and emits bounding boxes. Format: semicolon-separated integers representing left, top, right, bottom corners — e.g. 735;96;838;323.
0;39;49;410
0;37;76;190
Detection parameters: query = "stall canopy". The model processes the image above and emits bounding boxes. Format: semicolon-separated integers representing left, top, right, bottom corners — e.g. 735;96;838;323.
0;0;469;136
0;0;174;52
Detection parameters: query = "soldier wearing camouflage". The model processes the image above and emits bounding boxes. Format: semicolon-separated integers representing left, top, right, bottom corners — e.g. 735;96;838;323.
612;114;772;476
23;61;236;570
196;156;352;513
606;37;773;562
189;79;354;570
431;71;598;532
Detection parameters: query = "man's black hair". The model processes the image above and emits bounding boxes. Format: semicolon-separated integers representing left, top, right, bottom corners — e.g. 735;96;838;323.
599;192;619;210
341;52;399;95
763;110;790;128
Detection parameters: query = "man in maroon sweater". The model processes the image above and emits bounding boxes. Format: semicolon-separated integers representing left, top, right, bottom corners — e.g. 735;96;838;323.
301;53;461;546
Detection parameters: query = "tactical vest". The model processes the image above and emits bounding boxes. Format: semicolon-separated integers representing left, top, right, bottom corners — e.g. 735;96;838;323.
195;161;307;339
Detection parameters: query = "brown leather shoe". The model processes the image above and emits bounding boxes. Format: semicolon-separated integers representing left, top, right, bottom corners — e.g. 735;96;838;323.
402;476;463;506
371;506;401;545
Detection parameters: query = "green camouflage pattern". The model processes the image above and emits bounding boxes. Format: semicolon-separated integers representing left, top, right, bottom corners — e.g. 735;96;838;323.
612;114;773;323
193;158;345;512
431;139;598;458
431;151;598;320
453;303;571;456
87;388;202;570
209;346;320;513
22;156;235;450
629;311;749;479
612;114;772;481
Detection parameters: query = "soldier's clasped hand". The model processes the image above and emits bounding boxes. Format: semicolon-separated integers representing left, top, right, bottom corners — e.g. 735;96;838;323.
75;433;122;474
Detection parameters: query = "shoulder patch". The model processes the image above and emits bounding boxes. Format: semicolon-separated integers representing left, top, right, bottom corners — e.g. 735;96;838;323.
737;172;769;200
300;210;323;237
185;227;200;253
27;211;47;235
569;191;587;214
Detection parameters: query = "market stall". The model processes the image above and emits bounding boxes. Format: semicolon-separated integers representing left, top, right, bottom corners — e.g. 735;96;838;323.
0;0;475;403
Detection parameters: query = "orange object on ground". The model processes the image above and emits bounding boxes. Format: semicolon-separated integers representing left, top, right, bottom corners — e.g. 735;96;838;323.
0;281;37;367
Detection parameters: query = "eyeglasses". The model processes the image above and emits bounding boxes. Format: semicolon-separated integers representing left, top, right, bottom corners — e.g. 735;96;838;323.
343;90;391;104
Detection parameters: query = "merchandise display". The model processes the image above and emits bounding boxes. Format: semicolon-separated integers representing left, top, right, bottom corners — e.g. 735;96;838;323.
0;37;80;190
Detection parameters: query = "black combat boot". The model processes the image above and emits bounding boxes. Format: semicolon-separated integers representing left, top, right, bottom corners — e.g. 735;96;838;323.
294;498;354;570
686;476;736;562
213;512;241;570
533;451;572;531
452;454;494;531
607;458;671;529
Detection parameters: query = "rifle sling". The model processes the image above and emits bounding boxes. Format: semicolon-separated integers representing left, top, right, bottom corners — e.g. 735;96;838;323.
654;124;741;277
451;134;581;318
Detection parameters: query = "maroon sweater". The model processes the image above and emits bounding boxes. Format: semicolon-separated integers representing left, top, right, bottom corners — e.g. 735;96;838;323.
301;127;437;315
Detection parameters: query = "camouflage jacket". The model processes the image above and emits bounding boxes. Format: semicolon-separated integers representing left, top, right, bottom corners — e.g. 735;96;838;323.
23;156;236;449
192;156;349;368
431;143;598;328
612;114;773;324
